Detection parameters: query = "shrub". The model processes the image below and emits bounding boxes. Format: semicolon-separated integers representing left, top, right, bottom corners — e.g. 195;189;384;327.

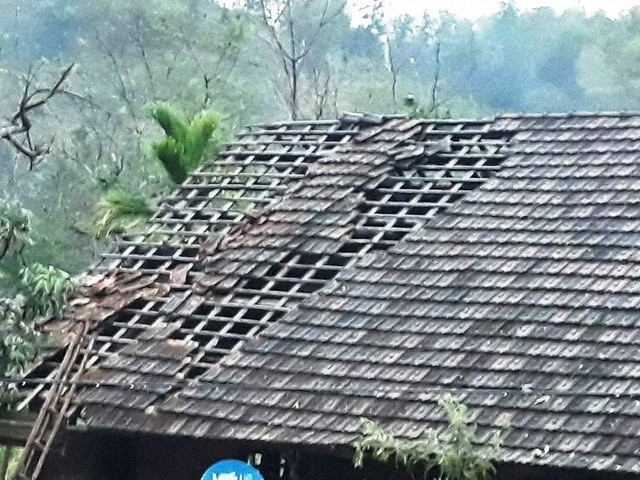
0;202;33;261
354;394;507;480
90;188;155;239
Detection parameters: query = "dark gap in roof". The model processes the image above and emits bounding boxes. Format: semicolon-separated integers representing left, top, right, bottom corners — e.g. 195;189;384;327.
97;323;119;338
218;306;241;318
180;315;203;330
213;336;239;351
351;228;378;240
190;210;212;221
311;268;337;281
244;277;269;291
337;242;364;254
325;254;350;267
228;322;254;336
131;312;157;326
376;204;404;215
243;308;269;321
298;282;323;294
192;304;213;317
118;324;142;340
286;266;309;278
139;258;167;270
203;320;229;332
183;365;207;380
271;280;296;292
192;332;212;346
178;247;199;259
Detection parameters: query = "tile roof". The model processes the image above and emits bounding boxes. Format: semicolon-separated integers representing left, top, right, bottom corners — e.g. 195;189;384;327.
79;113;640;474
17;115;509;419
19;116;368;411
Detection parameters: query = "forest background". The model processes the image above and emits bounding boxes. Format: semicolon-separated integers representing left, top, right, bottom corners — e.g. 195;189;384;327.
1;0;639;290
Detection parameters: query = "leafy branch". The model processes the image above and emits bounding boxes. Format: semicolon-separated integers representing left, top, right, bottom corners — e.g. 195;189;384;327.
151;104;221;184
354;395;508;480
89;188;155;240
19;263;76;317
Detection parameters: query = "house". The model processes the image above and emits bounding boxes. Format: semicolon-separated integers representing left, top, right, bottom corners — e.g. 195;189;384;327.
2;113;639;480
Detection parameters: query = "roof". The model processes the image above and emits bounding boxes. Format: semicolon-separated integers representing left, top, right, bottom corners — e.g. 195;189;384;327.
15;112;640;475
78;112;640;474
17;114;508;411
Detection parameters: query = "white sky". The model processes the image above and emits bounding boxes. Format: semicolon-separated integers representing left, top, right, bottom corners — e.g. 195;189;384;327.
376;0;640;20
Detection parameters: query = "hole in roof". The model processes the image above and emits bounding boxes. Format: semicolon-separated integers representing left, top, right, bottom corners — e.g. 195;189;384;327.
218;306;241;318
228;322;255;336
244;308;268;321
244;277;269;291
351;229;378;240
179;247;199;259
215;336;240;351
183;365;208;380
381;230;405;242
311;269;336;281
203;320;229;332
128;298;150;311
407;204;433;216
271;280;296;292
325;255;350;267
338;242;363;254
377;205;404;215
192;304;213;317
118;324;141;340
139;258;168;270
285;267;309;279
296;253;323;265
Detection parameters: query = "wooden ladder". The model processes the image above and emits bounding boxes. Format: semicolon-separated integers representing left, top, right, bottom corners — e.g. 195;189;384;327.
16;321;93;480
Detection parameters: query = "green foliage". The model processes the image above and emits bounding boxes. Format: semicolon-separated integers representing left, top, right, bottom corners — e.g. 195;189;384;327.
0;446;23;480
354;395;507;480
151;104;221;184
0;202;33;261
0;262;74;407
0;296;40;404
19;263;75;317
90;188;155;239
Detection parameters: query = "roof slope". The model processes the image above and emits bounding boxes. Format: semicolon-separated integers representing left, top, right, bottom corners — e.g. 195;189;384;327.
81;113;640;474
18;116;369;411
78;116;508;422
14;115;509;426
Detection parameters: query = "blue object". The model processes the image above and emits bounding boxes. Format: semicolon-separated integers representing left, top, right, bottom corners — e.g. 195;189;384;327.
201;460;265;480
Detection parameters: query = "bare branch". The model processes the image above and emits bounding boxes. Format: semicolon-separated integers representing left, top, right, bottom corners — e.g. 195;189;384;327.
429;41;442;112
257;0;345;120
0;64;75;169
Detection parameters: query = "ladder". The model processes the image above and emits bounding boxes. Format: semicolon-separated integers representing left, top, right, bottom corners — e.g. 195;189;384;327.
16;321;93;480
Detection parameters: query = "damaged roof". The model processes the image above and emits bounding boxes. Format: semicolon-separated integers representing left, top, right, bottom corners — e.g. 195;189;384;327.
19;112;640;475
20;113;507;411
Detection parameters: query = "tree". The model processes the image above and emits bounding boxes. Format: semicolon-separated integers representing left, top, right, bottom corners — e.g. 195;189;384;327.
255;0;346;119
0;202;74;480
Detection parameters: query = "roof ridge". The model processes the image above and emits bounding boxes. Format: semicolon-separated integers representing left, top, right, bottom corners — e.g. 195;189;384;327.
498;110;640;119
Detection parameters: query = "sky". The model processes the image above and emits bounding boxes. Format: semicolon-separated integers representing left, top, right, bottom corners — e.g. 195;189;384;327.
378;0;640;20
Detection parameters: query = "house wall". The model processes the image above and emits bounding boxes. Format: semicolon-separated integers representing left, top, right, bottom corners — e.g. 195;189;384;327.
41;431;640;480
